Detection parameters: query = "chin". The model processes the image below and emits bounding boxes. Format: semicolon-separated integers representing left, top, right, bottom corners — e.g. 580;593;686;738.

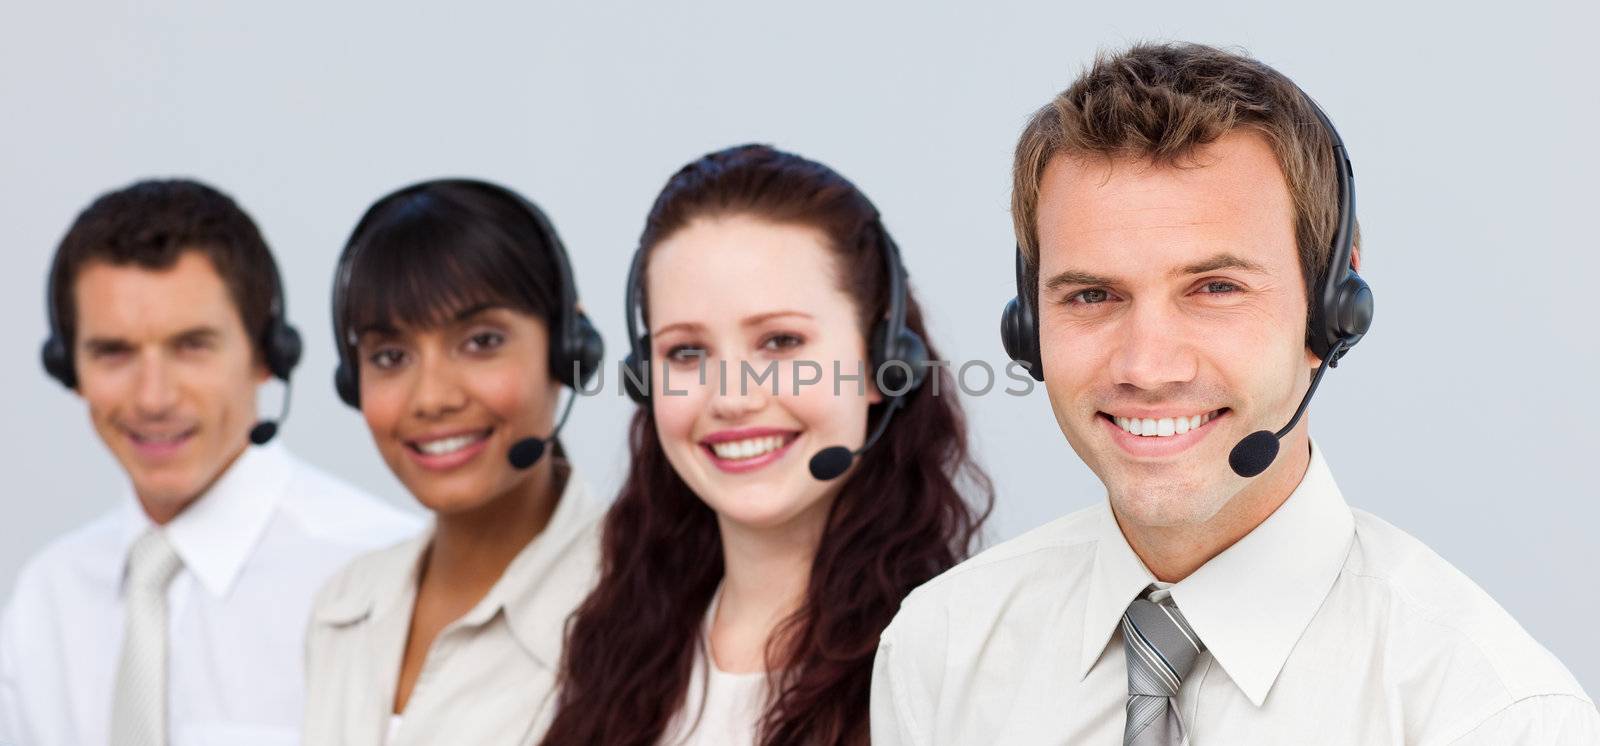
1107;476;1232;528
128;473;207;515
706;487;830;534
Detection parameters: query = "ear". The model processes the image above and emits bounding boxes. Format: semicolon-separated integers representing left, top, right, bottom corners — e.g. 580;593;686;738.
1351;245;1362;273
254;360;272;384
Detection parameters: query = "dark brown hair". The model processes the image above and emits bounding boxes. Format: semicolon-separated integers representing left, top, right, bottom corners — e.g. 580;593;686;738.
334;179;563;345
1012;42;1359;311
542;144;992;746
49;178;281;359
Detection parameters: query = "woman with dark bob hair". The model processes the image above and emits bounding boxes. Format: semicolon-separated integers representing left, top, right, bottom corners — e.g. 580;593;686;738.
302;179;606;745
541;145;992;745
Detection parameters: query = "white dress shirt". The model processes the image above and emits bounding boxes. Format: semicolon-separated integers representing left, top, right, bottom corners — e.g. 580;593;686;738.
872;443;1599;745
660;585;769;746
0;443;421;746
301;463;605;746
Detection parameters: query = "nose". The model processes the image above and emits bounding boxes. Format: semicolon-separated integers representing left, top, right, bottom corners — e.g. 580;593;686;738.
1107;300;1199;392
708;356;771;422
132;351;180;417
409;351;468;420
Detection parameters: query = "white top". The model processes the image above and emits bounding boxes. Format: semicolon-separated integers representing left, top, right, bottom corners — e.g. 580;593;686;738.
661;586;770;746
0;443;421;746
301;463;605;746
872;443;1600;745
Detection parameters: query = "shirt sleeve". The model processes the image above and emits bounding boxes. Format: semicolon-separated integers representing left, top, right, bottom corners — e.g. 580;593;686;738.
0;596;29;746
870;600;948;746
1448;694;1600;745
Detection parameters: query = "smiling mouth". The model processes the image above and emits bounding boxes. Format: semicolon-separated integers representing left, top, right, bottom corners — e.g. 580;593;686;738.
407;428;493;456
702;432;801;462
1099;408;1229;438
126;427;197;445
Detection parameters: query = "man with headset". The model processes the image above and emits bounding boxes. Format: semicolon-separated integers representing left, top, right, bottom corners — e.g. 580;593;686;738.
870;43;1597;743
0;179;418;746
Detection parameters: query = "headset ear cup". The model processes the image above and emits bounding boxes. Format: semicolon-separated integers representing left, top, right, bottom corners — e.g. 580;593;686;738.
1337;273;1374;341
1000;297;1045;382
41;336;76;389
266;322;303;381
563;312;605;390
893;329;929;394
622;334;651;405
334;363;360;409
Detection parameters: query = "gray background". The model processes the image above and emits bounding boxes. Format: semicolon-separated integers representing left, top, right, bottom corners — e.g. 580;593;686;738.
2;0;1595;695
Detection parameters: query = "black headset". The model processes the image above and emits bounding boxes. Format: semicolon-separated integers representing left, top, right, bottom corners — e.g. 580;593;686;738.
41;246;303;443
1000;90;1374;381
621;220;928;405
330;179;604;410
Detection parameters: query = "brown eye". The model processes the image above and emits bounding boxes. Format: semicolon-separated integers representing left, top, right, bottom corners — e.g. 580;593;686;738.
761;333;804;351
464;331;505;352
367;348;406;369
666;344;706;363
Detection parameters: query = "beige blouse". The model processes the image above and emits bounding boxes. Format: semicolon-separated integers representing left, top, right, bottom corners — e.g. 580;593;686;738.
301;466;604;746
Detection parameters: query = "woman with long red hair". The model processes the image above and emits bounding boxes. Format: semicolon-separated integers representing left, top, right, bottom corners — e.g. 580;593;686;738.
541;144;992;745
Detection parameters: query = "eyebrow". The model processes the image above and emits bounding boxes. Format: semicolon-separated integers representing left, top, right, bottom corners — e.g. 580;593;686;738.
1041;252;1269;291
1043;270;1120;292
82;326;220;351
653;310;814;338
352;303;505;343
1172;252;1267;278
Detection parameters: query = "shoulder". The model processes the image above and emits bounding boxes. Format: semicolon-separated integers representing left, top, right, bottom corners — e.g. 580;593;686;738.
1339;509;1589;704
2;509;125;651
275;450;423;549
887;503;1102;640
308;533;427;628
6;509;124;607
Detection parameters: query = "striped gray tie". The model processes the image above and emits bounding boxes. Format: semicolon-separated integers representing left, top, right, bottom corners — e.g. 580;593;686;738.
1121;590;1204;745
111;529;184;746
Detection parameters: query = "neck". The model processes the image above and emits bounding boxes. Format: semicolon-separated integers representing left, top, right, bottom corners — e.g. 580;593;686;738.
423;457;563;598
709;497;832;672
136;438;251;526
1118;432;1312;583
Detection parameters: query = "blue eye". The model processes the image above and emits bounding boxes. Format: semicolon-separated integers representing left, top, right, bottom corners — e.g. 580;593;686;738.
1072;289;1111;304
1200;281;1240;294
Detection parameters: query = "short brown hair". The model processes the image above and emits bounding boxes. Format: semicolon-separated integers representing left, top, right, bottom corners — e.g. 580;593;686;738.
49;179;281;359
1012;42;1358;309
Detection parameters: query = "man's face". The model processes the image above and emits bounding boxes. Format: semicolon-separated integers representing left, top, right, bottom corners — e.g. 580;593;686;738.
1035;130;1317;528
72;251;265;522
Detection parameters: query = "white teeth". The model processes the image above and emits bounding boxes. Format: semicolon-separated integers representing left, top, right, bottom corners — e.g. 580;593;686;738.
417;433;483;456
134;431;188;443
1113;411;1217;438
710;435;788;461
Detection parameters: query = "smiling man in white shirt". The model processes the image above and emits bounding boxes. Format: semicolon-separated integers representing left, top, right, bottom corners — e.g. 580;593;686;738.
870;43;1598;744
0;179;419;746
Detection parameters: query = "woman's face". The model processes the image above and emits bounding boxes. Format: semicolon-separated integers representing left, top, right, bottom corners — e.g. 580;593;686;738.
355;305;560;514
646;214;882;536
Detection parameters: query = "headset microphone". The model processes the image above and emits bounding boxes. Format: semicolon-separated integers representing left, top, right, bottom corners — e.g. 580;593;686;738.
249;378;294;446
1227;339;1346;478
808;396;906;481
508;389;580;470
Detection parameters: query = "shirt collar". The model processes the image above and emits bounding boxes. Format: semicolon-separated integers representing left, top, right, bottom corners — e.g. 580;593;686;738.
1081;441;1355;707
345;463;603;670
116;443;292;598
472;467;601;669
